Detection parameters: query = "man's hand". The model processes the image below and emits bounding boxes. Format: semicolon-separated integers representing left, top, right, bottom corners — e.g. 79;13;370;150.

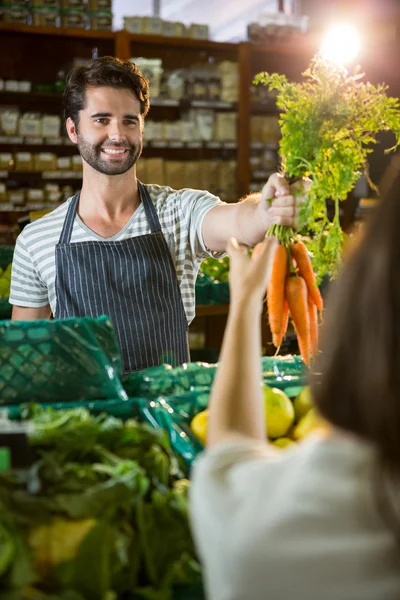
227;236;277;312
201;172;311;252
259;173;311;230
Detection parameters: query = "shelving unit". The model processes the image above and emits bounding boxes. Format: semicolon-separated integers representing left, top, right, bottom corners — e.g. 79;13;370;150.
0;23;319;222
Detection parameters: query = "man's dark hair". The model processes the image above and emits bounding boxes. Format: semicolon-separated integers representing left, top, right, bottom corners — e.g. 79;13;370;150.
63;56;150;126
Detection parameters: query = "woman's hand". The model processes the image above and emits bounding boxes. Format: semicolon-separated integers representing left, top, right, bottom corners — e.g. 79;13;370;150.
227;236;277;312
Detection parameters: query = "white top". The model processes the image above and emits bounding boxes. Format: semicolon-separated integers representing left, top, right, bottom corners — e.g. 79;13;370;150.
190;434;400;600
10;184;224;323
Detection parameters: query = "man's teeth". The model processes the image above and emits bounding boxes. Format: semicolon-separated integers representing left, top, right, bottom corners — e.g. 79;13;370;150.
102;148;126;154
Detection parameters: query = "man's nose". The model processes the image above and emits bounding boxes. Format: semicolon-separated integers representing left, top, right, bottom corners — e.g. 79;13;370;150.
108;122;126;143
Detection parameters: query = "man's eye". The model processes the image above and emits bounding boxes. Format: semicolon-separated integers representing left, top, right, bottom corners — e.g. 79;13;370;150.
95;118;109;125
124;120;137;126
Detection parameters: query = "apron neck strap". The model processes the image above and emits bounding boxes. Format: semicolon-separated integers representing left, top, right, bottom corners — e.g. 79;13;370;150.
58;182;162;245
138;181;162;233
59;192;80;244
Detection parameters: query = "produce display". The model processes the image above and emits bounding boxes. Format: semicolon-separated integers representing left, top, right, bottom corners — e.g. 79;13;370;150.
0;405;201;600
0;262;11;299
189;384;322;449
195;256;230;305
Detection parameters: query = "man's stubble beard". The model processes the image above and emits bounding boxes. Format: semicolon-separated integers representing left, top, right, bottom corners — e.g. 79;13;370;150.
77;133;143;176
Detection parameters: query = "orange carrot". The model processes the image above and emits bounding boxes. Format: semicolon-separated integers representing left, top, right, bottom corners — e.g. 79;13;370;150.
272;299;289;349
286;275;310;365
290;241;323;311
267;244;288;335
308;297;318;357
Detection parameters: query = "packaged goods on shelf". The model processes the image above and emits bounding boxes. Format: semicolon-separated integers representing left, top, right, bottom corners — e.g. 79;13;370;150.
88;9;112;30
251;115;281;145
124;15;207;39
14;152;34;172
0;153;13;170
57;156;72;171
200;160;220;195
31;6;60;27
2;4;30;24
247;11;309;43
9;189;25;205
165;160;186;190
72;155;82;170
34;152;57;171
194;110;214;141
217;61;239;103
0;183;7;202
215;112;237;142
145;157;165;185
136;158;147;182
18;113;41;138
60;0;85;8
60;8;86;28
87;0;112;8
31;0;58;6
185;161;202;189
187;23;209;40
41;115;61;138
26;188;45;203
130;57;163;98
218;160;237;200
1;109;19;137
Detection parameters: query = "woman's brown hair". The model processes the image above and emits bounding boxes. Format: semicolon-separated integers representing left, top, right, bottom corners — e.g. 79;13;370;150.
311;177;400;532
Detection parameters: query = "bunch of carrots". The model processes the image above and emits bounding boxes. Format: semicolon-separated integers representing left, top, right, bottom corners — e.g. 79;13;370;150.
254;228;323;366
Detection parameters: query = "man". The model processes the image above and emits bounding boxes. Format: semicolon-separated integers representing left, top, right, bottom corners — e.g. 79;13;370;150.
10;57;303;374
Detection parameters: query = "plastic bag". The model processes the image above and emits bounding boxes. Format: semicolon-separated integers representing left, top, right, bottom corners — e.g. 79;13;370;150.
123;362;217;399
0;316;127;404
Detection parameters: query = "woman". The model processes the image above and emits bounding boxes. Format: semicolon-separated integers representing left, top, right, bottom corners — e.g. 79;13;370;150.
189;182;400;600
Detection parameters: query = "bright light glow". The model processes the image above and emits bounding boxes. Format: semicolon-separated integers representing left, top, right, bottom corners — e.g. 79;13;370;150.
321;24;361;65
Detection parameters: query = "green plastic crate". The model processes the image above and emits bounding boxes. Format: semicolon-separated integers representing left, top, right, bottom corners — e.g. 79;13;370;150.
0;316;127;404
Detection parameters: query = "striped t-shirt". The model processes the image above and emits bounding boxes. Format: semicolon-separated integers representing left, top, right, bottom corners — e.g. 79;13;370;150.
10;184;225;324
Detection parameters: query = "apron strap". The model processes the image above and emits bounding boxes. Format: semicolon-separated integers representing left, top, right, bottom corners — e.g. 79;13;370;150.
59;192;80;244
138;181;162;233
59;183;161;244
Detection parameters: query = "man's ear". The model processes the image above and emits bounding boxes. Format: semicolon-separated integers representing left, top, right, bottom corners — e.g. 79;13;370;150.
66;117;79;144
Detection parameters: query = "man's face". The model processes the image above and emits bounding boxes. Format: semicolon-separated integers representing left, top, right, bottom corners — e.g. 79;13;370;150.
67;86;143;176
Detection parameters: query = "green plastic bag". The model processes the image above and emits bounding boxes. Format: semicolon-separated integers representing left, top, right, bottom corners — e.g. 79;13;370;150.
0;316;127;404
123;362;217;399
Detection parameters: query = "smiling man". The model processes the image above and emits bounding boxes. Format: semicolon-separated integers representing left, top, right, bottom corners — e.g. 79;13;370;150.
10;57;305;374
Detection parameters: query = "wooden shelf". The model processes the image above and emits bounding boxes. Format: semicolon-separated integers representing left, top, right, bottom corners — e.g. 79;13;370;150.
196;304;229;317
121;31;237;52
248;36;317;56
0;23;114;39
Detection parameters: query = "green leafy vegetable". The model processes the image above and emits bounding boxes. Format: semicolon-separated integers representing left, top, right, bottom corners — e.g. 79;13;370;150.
0;406;202;599
255;53;400;280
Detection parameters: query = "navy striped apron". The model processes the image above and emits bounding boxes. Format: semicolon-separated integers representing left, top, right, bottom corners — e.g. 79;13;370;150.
54;182;190;373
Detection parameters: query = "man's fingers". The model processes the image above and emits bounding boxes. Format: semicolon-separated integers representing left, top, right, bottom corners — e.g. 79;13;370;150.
269;205;295;218
261;174;289;204
270;215;296;226
270;194;295;208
